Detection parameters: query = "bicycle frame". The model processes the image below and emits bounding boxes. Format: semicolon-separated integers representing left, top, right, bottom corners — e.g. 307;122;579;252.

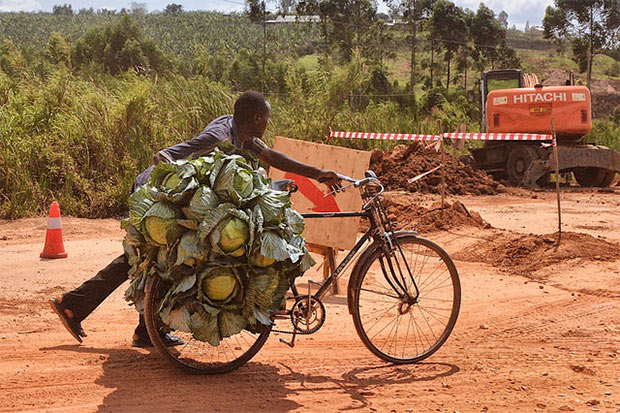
294;189;421;305
295;210;376;301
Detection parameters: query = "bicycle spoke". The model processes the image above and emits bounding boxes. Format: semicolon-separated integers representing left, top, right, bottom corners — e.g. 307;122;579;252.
369;311;401;341
353;235;460;363
145;277;270;374
364;303;400;334
358;287;400;299
415;304;439;342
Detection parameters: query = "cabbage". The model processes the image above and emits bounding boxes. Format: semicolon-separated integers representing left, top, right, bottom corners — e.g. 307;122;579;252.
197;266;244;307
250;251;276;268
219;217;249;252
162;172;182;190
175;231;206;267
144;216;176;245
234;169;254;198
202;273;239;302
124;149;316;346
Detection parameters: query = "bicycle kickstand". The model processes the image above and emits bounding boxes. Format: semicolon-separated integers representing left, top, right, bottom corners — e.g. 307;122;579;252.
279;329;297;348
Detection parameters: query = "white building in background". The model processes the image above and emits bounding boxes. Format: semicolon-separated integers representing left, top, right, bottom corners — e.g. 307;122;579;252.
265;15;320;24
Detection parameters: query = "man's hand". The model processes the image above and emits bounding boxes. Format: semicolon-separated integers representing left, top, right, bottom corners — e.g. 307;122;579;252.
316;170;343;194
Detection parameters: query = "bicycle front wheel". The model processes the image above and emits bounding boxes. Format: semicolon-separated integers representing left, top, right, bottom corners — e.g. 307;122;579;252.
351;232;460;363
144;276;271;374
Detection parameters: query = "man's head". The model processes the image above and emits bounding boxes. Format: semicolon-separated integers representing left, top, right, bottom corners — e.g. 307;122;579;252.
233;91;271;138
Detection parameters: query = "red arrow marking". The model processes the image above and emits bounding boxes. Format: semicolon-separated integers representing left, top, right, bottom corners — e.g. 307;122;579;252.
284;172;340;212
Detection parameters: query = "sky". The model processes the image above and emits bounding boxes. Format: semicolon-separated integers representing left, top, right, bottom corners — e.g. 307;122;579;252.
0;0;554;30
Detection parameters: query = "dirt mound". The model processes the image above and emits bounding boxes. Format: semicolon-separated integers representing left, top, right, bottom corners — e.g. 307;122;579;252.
454;231;620;277
370;144;502;195
370;191;491;233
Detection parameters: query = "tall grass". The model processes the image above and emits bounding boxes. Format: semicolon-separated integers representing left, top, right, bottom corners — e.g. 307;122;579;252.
0;53;507;219
1;69;234;218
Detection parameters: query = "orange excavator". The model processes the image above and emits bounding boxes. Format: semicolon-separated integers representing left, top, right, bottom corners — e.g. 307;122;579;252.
468;69;619;187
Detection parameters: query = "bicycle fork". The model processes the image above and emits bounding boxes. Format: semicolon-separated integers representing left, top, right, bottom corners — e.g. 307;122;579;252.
379;240;420;305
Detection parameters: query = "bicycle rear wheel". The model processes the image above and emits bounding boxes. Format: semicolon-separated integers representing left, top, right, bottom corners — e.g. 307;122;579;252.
144;276;271;374
351;232;460;363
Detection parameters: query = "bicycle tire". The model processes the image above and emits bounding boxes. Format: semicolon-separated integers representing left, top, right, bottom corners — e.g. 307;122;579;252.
350;232;460;364
144;276;271;375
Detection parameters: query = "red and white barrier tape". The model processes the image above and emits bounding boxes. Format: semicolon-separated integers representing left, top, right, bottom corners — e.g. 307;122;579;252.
330;130;556;145
329;131;440;141
443;132;554;142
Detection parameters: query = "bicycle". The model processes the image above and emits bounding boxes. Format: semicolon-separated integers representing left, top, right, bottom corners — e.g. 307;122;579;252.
143;171;461;374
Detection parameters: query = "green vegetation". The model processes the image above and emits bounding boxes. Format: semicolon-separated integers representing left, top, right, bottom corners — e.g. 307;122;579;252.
123;150;315;344
1;4;618;219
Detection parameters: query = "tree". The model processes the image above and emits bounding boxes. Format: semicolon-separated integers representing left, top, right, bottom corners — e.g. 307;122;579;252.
387;0;433;105
246;0;266;23
277;0;297;14
245;0;268;91
497;10;509;29
362;20;396;66
164;4;184;14
72;15;167;75
543;0;620;90
46;32;72;67
296;0;379;63
430;0;467;90
130;2;148;15
52;4;73;16
456;7;476;90
469;3;508;73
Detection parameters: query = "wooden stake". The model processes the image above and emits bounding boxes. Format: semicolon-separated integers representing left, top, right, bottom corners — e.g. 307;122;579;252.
551;119;562;248
327;247;338;295
438;120;446;217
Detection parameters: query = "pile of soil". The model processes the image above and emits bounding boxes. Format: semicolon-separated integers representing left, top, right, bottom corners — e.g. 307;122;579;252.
368;191;491;234
454;231;620;277
370;144;502;195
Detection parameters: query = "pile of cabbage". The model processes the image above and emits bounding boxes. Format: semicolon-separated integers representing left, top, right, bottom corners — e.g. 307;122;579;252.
123;148;315;346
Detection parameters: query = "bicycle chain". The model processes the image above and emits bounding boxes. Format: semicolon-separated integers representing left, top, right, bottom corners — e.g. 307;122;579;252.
271;295;326;335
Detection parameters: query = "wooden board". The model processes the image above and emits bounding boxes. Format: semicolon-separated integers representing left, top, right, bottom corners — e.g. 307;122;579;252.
269;137;371;250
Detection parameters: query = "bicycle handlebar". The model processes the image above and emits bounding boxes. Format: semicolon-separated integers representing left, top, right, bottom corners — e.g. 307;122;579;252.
334;173;380;188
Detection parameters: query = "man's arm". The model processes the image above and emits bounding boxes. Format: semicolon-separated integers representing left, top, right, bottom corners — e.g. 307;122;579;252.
153;116;231;164
255;140;342;191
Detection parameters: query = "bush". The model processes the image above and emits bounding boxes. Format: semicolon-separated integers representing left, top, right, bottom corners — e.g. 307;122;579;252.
72;15;169;75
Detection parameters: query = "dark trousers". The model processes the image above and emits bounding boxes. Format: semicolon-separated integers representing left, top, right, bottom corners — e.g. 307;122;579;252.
61;254;146;336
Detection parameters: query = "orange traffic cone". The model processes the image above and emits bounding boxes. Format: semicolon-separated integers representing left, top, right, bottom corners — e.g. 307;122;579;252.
40;201;68;259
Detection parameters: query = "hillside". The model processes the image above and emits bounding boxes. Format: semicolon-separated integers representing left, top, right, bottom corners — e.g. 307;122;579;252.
0;11;317;57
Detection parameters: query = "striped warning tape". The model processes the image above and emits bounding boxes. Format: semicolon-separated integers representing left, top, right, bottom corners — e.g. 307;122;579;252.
329;130;556;145
443;132;554;141
329;131;440;141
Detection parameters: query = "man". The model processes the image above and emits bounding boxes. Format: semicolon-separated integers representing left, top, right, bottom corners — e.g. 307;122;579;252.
50;91;341;347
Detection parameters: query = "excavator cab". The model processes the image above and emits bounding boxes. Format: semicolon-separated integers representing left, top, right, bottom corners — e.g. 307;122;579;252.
480;69;535;132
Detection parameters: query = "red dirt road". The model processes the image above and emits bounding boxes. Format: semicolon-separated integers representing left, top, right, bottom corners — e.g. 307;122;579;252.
1;191;620;412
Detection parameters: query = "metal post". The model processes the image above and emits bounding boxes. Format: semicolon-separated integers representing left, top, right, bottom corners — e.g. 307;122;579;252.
551;119;562;248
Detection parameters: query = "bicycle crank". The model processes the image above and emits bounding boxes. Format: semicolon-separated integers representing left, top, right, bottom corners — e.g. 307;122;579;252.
290;295;326;334
277;295;326;348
